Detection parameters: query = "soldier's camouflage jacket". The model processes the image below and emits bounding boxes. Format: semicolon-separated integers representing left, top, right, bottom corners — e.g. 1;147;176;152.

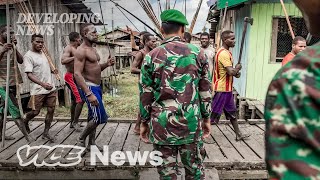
139;36;212;145
265;43;320;179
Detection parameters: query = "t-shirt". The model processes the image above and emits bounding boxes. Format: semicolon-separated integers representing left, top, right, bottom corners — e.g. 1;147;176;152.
0;43;23;87
202;46;215;76
24;50;56;95
213;48;233;92
281;52;295;66
265;43;320;179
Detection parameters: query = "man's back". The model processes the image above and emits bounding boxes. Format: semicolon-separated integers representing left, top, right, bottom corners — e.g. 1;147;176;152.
140;36;211;145
265;42;320;179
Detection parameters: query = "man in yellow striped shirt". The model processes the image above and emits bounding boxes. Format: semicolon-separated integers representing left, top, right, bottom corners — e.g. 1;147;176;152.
212;30;249;141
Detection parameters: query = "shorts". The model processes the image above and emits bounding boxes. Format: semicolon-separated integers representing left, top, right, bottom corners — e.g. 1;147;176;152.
0;86;21;119
28;91;57;111
211;91;237;123
79;84;108;124
64;72;83;103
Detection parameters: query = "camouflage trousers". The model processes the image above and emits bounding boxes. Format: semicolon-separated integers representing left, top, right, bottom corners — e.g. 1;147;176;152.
154;141;207;180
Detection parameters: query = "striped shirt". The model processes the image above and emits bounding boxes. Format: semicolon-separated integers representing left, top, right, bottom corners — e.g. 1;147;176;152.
0;43;23;87
213;48;233;92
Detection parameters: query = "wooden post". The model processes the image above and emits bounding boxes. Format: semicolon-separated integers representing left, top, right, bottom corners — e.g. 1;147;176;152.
280;0;295;39
2;0;10;148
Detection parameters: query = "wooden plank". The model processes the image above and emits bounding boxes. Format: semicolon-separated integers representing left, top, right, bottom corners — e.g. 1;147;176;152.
108;123;131;154
139;139;154;166
84;122;119;165
204;134;228;166
256;124;266;131
8;122;69;163
139;168;220;180
3;124;20;137
218;124;261;161
247;119;265;124
5;121;15;130
34;121;81;164
246;100;255;109
94;123;107;139
211;125;242;161
44;122;87;164
219;170;268;180
206;168;220;180
255;105;265;114
239;101;247;119
234;124;265;159
95;123;119;146
123;123;140;152
0;169;136;179
243;124;265;147
0;121;43;152
0;121;47;161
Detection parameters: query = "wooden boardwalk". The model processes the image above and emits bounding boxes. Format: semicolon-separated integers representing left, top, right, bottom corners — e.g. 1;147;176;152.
0;120;267;179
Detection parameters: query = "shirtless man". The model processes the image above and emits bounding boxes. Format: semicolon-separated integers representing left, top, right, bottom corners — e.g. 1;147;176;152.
61;32;84;131
131;33;156;134
74;23;115;150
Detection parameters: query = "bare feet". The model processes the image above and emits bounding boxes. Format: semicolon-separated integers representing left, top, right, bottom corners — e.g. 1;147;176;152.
236;133;251;141
0;135;15;141
74;124;83;132
42;134;55;143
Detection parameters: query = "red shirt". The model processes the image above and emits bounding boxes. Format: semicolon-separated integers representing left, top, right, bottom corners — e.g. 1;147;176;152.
282;52;295;66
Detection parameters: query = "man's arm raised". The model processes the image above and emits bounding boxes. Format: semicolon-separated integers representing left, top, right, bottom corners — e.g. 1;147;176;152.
74;48;99;106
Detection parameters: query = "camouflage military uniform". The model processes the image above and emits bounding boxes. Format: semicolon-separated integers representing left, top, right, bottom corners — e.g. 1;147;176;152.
265;43;320;179
139;36;212;179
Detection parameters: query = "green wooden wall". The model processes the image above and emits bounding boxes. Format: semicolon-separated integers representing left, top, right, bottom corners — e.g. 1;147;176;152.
246;2;301;100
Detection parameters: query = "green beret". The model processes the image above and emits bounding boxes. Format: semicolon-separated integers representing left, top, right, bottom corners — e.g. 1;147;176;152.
160;9;189;25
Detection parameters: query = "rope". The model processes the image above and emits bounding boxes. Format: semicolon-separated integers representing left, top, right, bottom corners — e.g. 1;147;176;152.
116;6;140;32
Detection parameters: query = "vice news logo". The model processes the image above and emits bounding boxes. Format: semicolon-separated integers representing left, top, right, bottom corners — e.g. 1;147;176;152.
17;145;163;167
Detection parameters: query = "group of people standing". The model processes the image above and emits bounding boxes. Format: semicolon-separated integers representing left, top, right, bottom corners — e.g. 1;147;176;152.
2;3;317;178
0;23;115;151
128;9;250;179
0;25;58;143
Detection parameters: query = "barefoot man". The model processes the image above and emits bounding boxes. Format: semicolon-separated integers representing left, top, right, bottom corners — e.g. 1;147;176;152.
0;25;33;143
61;32;84;131
130;33;157;134
74;23;115;150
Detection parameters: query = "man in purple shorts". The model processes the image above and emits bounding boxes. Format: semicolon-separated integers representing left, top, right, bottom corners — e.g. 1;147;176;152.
212;30;250;141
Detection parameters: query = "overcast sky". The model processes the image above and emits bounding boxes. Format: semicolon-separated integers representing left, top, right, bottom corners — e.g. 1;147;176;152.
84;0;210;34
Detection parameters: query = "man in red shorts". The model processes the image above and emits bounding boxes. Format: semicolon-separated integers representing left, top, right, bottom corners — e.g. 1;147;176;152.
61;32;84;131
